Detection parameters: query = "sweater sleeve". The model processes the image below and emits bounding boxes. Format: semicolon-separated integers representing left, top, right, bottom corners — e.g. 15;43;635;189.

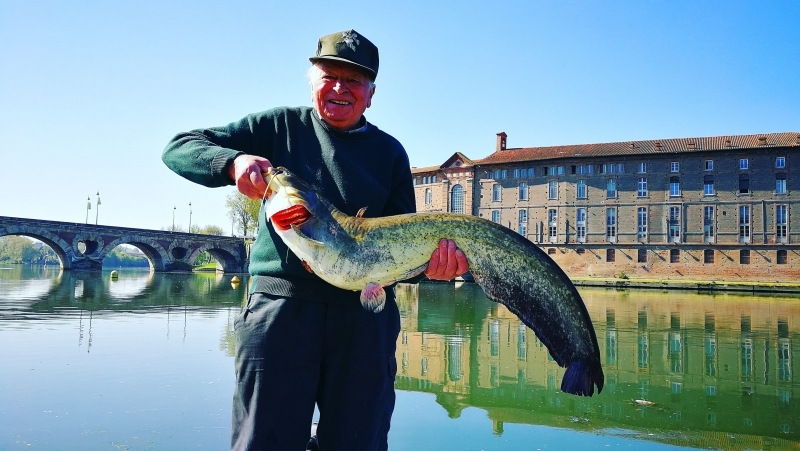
382;145;417;216
161;114;267;188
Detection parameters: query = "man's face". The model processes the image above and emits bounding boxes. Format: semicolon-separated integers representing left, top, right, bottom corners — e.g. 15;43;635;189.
311;61;375;131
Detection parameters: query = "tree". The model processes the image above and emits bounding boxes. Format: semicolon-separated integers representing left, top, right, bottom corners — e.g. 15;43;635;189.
226;191;261;237
195;224;226;236
0;236;39;263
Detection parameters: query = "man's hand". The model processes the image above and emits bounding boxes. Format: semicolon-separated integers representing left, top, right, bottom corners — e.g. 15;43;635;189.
228;155;273;199
425;239;469;281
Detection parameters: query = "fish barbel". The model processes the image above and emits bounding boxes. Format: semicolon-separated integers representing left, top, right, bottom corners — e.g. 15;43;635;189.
261;167;603;396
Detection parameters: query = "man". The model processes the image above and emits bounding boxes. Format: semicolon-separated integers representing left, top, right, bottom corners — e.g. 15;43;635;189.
162;30;467;450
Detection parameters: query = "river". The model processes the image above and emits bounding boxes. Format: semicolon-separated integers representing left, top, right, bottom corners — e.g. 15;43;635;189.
1;265;798;450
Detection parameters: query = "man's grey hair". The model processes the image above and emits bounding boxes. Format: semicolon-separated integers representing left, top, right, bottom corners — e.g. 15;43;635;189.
307;63;375;89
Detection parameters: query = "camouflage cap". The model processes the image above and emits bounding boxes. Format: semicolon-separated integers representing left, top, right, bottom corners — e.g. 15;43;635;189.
309;29;379;79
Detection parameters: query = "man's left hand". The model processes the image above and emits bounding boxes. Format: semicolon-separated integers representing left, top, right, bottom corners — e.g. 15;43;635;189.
425;239;469;281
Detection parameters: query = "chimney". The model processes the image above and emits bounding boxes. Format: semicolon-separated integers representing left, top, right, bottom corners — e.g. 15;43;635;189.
496;132;507;152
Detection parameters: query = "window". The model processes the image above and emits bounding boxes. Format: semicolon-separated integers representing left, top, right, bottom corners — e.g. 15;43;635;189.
520;168;528;178
637;177;648;197
671;162;680;172
548;209;557;242
739;205;751;243
637;207;647;241
557;166;564;176
740;158;749;170
519;182;528;200
776;205;788;243
493;170;501;179
424;188;432;205
777;157;786;168
576;180;587;199
637;162;647;173
518;210;527;236
587;164;594;174
606;208;617;242
616;163;625;173
548;181;558;200
704;249;714;264
776;173;787;194
606;178;617;198
670;176;680;197
548;248;556;255
740;249;750;264
670;249;680;263
492;184;501;202
606;249;615;262
450;185;464;214
548;166;557;176
739;173;750;194
777;249;788;264
491;210;500;223
704;206;715;242
704;175;715;196
576;208;587;243
669;206;681;242
705;160;714;171
638;248;647;263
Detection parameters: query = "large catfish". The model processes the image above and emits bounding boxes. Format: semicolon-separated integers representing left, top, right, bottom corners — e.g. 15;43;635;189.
261;167;603;396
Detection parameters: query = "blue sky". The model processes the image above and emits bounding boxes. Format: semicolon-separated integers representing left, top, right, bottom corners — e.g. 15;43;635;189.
1;0;798;231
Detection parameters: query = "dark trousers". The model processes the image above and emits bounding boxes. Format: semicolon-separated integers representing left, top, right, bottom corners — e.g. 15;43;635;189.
231;292;400;451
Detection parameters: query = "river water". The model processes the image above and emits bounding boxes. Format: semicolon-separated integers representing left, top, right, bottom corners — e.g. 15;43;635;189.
1;265;798;450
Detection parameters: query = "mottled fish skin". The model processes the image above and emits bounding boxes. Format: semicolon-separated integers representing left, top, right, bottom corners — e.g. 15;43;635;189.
262;167;604;396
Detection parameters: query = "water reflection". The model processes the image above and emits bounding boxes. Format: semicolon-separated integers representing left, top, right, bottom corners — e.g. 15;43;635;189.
395;282;800;449
3;265;800;449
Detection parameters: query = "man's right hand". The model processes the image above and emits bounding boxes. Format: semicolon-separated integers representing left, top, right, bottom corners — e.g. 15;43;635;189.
228;155;273;199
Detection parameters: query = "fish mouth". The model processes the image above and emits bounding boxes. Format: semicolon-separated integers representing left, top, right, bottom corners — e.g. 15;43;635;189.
271;204;312;231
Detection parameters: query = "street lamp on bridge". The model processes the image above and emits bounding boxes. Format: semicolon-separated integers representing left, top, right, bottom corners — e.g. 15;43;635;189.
85;196;91;224
189;202;192;233
95;192;101;225
172;206;176;232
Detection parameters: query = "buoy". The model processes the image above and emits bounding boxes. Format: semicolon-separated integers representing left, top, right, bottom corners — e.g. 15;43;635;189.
110;270;119;280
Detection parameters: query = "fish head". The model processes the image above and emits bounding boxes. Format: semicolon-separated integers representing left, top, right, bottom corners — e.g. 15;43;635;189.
261;167;320;231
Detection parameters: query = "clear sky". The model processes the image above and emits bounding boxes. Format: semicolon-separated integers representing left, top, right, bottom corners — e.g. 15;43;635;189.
1;0;798;232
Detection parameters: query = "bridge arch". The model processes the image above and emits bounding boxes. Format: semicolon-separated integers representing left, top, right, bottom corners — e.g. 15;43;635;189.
0;225;73;270
188;242;243;273
100;236;170;272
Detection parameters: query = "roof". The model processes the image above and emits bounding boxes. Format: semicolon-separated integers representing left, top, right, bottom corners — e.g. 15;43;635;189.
411;152;476;175
476;132;800;166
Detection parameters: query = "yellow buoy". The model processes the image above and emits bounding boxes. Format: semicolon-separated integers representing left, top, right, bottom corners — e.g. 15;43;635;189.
110;270;119;280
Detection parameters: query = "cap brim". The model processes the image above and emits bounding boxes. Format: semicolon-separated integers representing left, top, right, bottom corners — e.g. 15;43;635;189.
309;56;377;79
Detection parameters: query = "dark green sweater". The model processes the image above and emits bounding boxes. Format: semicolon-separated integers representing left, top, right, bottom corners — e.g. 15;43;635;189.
162;106;416;302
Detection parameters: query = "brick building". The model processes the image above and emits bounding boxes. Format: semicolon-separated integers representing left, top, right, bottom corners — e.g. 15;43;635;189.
412;132;800;282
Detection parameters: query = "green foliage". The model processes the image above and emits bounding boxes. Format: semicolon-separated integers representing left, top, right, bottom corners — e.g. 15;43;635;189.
619;272;629;280
103;248;150;268
226;191;260;237
0;236;54;264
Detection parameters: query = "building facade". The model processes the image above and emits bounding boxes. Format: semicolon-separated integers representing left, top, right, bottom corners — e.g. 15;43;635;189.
412;132;800;282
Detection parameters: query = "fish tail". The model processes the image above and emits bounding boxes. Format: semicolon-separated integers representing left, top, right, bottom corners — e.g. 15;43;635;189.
560;360;604;397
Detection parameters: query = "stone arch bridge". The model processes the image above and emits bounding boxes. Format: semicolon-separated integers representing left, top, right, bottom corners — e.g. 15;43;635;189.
0;216;248;273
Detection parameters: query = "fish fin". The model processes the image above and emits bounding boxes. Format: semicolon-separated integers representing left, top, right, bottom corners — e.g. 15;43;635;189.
561;360;604;397
396;263;428;281
301;260;315;274
290;224;325;247
359;282;386;313
355;207;368;218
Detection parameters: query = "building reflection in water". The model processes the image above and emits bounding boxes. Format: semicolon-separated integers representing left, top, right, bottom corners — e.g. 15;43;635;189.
394;282;800;449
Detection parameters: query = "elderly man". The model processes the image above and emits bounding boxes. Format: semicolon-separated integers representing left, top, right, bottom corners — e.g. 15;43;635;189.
162;30;467;451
